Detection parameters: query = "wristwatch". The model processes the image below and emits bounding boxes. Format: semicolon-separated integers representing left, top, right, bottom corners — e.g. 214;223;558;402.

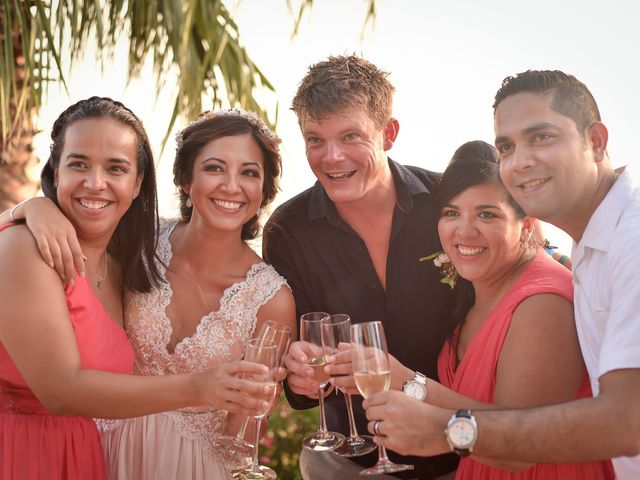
445;409;478;457
402;371;427;401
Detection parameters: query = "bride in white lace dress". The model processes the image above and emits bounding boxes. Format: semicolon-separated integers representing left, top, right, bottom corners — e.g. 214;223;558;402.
97;110;296;479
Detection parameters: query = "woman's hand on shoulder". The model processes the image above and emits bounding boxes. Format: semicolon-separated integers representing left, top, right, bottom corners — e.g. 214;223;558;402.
15;197;85;284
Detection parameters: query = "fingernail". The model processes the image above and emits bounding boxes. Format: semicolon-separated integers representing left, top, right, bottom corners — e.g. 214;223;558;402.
261;401;270;410
80;270;86;277
49;262;54;268
82;255;88;262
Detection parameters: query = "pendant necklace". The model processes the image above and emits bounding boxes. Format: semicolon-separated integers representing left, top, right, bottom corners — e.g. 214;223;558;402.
87;253;108;289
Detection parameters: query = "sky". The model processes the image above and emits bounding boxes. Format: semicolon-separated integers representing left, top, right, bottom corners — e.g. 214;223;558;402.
33;0;640;253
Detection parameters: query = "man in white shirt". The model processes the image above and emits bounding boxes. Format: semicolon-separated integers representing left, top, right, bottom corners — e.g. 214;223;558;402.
362;70;640;479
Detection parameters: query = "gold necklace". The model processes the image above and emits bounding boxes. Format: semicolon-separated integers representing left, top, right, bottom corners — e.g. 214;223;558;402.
86;253;108;289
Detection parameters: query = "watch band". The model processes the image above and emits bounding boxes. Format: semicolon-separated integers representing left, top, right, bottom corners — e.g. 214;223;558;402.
402;371;427;390
445;409;477;457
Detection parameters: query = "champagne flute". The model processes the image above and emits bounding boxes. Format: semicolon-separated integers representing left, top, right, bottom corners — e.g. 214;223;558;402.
232;322;291;479
321;314;376;457
236;338;278;480
351;321;414;475
301;312;345;451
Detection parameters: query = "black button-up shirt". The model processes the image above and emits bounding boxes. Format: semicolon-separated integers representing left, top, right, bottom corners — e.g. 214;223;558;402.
263;160;459;479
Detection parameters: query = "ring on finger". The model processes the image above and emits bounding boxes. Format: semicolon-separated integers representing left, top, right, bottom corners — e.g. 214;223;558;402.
373;419;383;436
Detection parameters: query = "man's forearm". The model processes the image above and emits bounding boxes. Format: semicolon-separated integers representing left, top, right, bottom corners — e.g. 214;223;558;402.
474;392;638;463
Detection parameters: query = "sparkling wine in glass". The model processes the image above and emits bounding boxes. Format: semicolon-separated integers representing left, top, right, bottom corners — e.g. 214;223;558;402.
351;321;414;475
321;314;376;457
301;312;345;451
231;322;291;479
237;338;278;480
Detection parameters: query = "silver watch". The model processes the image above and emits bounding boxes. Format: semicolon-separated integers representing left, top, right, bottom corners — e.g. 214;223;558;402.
445;409;478;457
402;371;427;401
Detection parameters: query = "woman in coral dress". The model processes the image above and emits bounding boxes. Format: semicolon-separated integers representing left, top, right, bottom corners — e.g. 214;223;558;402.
0;99;276;480
358;141;613;479
12;109;297;479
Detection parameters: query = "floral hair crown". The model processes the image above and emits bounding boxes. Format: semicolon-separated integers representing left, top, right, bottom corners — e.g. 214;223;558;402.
175;108;278;149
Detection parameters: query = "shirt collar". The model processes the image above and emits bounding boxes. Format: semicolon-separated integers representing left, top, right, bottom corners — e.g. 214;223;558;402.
576;166;637;254
307;158;431;222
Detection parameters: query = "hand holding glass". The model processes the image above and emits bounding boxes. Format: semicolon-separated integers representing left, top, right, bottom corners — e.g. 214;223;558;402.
301;312;345;451
235;339;278;480
321;314;376;457
351;321;414;475
226;322;291;478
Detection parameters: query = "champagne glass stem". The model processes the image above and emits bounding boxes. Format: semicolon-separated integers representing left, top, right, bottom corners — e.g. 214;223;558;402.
378;444;391;463
250;418;262;473
236;416;250;441
344;393;359;438
318;386;328;433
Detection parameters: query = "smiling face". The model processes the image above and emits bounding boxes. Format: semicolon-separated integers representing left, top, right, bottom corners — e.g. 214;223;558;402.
183;133;264;234
55;117;141;243
437;182;532;285
301;108;394;207
494;92;600;229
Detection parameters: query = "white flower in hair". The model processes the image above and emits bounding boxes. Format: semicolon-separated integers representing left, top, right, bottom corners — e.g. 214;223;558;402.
175;108;279;149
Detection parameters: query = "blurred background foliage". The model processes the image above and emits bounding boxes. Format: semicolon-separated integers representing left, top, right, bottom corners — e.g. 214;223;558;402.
263;394;318;480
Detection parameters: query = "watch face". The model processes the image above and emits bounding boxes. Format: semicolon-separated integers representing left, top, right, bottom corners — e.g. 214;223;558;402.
405;381;426;400
449;418;475;448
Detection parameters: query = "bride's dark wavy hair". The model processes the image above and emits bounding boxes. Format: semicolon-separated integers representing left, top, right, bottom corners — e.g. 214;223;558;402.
40;96;162;292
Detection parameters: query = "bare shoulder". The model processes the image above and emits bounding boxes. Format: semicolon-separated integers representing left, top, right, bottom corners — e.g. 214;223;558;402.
0;224;51;272
0;224;65;321
260;285;295;317
511;293;574;331
257;284;297;334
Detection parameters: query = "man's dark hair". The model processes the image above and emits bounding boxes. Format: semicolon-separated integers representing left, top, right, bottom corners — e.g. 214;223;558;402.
291;55;395;128
493;70;601;133
41;96;161;293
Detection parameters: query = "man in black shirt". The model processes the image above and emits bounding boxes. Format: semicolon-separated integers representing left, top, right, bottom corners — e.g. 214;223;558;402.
263;55;458;479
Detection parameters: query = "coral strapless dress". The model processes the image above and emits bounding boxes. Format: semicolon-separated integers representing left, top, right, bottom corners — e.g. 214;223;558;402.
0;223;134;480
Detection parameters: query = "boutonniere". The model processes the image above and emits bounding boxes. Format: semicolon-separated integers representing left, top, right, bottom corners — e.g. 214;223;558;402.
419;251;458;289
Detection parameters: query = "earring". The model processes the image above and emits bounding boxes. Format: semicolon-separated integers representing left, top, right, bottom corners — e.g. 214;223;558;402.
186;197;192;208
53;180;58;188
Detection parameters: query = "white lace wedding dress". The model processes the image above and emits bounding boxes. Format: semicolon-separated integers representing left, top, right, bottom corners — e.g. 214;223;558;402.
97;219;288;480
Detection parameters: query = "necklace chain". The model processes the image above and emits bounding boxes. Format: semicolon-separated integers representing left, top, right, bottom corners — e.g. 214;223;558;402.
86;253;108;289
171;264;216;312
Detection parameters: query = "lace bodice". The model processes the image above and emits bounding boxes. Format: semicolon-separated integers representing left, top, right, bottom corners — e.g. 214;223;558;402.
119;218;288;447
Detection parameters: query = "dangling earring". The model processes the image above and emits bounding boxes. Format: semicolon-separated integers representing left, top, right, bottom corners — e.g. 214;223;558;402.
186;197;192;208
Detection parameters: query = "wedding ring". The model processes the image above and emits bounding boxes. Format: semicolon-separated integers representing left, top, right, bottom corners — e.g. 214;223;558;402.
373;419;383;436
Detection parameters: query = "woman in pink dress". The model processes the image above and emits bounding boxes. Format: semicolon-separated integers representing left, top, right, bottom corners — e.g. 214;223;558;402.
8;108;297;479
0;98;276;480
354;141;614;479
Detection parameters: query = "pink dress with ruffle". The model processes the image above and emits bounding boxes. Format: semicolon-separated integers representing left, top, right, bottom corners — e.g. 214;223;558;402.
437;251;614;480
0;223;134;480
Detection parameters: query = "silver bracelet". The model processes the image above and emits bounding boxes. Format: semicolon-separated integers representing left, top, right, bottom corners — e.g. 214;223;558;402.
9;199;30;223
